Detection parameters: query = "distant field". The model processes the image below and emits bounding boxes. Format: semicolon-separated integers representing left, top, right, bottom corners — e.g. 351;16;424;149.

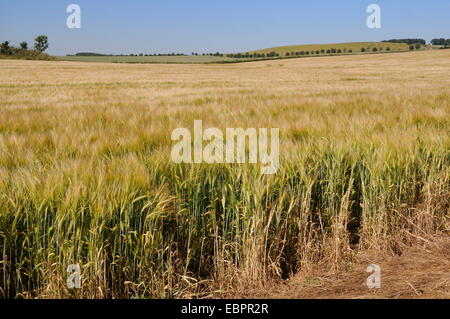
57;42;418;64
247;41;411;55
57;55;241;64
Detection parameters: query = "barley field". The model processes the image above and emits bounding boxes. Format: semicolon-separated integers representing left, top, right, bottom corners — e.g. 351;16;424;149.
0;50;449;298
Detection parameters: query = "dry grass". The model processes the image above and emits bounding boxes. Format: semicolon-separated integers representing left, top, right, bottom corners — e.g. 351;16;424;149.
232;236;450;299
0;50;449;298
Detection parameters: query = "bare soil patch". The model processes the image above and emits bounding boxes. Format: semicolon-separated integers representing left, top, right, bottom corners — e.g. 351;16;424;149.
227;237;450;299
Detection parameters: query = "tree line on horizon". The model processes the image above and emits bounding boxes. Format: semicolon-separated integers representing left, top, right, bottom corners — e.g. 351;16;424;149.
0;35;53;60
69;52;191;57
1;36;49;54
3;35;449;60
69;43;425;60
382;38;427;45
430;38;450;46
70;52;229;57
382;38;450;47
71;37;445;59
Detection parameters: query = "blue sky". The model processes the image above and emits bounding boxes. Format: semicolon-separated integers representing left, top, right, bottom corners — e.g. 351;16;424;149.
1;0;449;55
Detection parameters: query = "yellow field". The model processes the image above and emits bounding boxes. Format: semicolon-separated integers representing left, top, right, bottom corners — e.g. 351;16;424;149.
0;50;449;298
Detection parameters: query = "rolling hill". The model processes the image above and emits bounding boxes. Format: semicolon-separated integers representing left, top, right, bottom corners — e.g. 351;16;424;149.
244;41;410;56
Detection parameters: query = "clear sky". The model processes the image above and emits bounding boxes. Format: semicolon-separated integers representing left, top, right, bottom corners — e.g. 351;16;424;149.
1;0;449;56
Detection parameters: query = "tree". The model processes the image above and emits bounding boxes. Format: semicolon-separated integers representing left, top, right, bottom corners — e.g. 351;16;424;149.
431;38;442;45
20;41;28;50
361;48;366;53
415;44;421;50
382;38;426;45
34;35;49;52
409;45;414;51
0;41;12;55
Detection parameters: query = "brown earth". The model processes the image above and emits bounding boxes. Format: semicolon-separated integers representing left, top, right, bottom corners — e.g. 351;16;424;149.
225;237;450;299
